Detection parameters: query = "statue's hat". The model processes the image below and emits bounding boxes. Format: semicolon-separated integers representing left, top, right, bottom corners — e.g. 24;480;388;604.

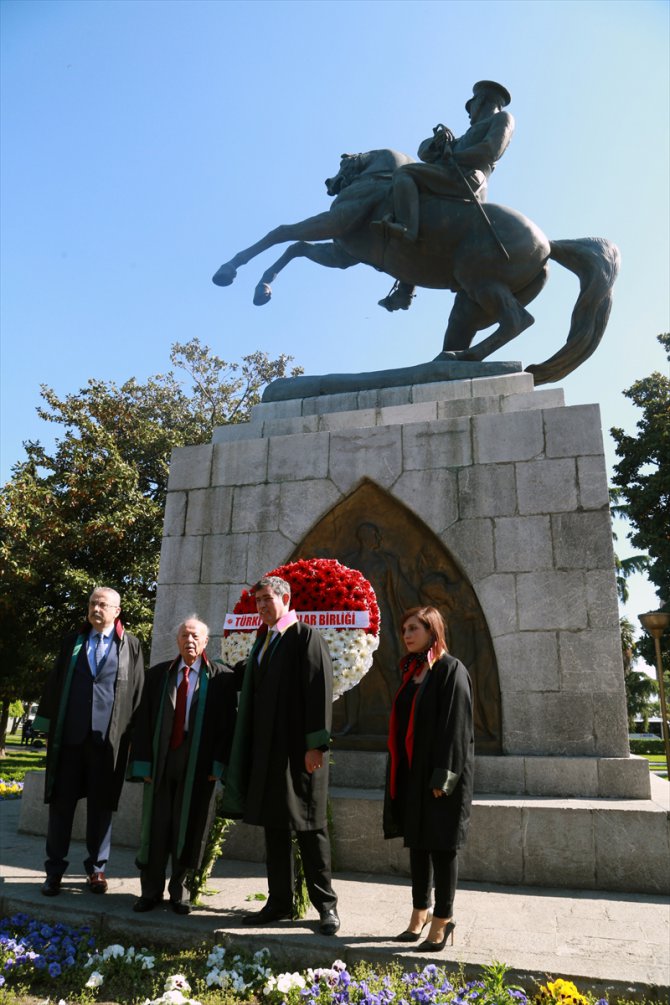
465;80;511;112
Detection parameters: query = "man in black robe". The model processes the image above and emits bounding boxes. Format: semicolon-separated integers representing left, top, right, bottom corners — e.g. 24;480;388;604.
128;616;236;914
222;576;340;935
34;586;144;897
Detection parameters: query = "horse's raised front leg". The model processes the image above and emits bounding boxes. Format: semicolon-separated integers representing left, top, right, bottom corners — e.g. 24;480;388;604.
212;200;372;287
253;242;358;305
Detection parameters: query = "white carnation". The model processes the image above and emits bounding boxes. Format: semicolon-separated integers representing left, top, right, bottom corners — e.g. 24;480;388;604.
222;626;379;700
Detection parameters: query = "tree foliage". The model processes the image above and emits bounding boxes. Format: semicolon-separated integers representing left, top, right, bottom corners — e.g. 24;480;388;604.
619;615;658;730
609;489;650;605
611;332;670;681
0;339;301;724
611;333;670;607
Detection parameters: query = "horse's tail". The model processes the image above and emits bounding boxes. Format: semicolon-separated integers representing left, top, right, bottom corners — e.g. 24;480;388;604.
526;237;621;385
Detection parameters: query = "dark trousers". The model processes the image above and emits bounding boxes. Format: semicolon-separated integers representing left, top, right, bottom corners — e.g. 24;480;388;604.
45;740;113;879
410;847;458;918
264;825;337;913
139;743;190;904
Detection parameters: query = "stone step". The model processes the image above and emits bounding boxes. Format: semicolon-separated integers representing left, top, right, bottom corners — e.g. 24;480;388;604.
20;771;669;895
329;749;651;799
221;779;670;896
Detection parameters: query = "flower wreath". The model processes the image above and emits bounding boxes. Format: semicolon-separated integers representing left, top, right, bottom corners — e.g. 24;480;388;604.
221;558;380;700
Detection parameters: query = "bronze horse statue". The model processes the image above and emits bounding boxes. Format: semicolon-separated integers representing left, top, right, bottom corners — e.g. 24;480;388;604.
213;148;620;385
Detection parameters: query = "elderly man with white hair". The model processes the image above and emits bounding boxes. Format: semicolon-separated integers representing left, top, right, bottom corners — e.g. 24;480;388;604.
128;615;236;915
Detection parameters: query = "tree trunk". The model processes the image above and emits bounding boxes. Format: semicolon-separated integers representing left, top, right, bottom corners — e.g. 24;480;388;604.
0;700;9;757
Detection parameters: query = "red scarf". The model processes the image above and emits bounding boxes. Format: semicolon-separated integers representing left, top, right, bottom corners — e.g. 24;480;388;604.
387;653;427;799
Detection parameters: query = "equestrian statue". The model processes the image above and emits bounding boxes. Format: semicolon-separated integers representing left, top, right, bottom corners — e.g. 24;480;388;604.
212;81;620;385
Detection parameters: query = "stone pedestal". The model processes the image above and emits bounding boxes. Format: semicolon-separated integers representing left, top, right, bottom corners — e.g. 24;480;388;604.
139;370;669;893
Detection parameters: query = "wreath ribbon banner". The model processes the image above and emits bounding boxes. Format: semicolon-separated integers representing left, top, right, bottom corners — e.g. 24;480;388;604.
223;610;371;630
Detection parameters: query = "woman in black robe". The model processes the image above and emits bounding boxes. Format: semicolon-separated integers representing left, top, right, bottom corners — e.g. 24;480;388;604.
384;606;474;951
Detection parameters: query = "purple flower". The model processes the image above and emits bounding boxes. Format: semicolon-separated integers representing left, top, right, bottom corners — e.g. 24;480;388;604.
48;962;62;978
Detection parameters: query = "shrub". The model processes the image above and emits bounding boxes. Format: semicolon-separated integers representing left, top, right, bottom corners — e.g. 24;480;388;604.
629;738;665;755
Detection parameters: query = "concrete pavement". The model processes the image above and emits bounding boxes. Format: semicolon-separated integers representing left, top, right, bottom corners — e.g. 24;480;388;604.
1;798;668;1002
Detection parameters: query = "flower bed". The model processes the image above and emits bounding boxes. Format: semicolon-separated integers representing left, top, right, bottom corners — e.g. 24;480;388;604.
0;913;95;987
0;779;23;800
222;559;380;700
0;914;632;1004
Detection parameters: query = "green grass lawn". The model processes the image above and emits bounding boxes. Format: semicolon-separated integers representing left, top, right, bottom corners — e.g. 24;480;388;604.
0;734;47;782
639;752;668;777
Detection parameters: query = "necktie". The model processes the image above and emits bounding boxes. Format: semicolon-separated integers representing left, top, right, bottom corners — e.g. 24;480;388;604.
170;666;190;749
258;630;274;663
94;633;105;675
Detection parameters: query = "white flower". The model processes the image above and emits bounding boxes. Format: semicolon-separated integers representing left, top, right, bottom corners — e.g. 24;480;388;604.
85;971;104;988
222;627;379;700
164;974;191;993
143;991;202;1005
206;945;226;968
276;972;306;994
308;966;340;986
220;632;255;666
102;943;125;960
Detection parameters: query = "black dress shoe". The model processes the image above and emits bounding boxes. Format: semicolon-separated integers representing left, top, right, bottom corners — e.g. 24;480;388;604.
132;896;161;913
242;902;292;925
41;876;61;897
319;908;340;935
170;900;191;915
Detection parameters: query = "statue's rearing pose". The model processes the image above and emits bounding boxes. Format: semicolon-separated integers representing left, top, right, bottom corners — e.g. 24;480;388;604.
212;79;620;387
374;80;514;312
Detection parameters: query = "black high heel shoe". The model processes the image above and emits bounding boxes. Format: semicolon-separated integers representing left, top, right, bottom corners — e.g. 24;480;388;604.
395;914;432;942
418;920;456;952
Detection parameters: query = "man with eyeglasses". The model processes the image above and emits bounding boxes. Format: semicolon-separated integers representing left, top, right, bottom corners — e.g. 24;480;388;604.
33;586;144;897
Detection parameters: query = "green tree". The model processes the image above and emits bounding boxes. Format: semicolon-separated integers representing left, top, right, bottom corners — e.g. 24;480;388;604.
618;615;657;731
0;339;301;752
611;334;670;605
611;332;670;679
609;488;651;605
624;669;658;732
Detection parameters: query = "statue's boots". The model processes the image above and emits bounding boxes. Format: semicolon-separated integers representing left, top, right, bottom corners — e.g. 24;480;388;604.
370;215;414;241
378;282;415;312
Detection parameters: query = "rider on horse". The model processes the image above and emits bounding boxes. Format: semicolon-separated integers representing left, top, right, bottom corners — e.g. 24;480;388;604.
374;80;514;311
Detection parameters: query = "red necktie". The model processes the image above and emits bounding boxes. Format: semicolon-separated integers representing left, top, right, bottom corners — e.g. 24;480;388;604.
170;666;190;749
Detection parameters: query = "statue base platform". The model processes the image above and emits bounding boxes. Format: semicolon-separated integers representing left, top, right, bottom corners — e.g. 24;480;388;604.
19;764;670;894
262;359;523;402
146;369;669;895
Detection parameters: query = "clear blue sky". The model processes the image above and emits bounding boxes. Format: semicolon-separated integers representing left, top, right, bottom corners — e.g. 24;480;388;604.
1;0;669;632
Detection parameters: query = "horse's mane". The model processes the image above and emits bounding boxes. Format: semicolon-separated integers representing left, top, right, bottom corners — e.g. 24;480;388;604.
334;148;415;192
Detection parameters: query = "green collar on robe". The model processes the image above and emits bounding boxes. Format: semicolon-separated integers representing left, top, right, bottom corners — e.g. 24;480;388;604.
136;658;210;866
